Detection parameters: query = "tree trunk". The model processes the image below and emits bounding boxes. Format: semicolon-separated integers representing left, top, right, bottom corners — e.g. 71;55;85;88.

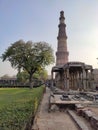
29;74;33;89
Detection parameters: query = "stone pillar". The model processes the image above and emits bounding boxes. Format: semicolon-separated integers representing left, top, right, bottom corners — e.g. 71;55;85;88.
64;70;67;90
81;70;84;91
85;70;88;90
51;71;54;89
76;72;79;90
71;73;74;90
59;71;64;89
66;68;69;91
91;69;94;89
73;73;76;90
83;69;86;91
70;73;73;89
78;72;82;91
75;72;78;90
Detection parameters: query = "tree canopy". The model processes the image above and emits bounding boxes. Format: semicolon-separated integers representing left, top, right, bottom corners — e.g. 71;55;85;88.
1;40;54;88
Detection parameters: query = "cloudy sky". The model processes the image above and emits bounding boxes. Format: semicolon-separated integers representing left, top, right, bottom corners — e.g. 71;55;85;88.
0;0;98;76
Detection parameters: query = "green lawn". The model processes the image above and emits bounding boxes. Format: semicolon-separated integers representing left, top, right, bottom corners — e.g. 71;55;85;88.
0;87;44;130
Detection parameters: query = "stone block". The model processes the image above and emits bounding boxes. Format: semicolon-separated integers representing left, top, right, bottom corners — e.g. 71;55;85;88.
90;115;98;130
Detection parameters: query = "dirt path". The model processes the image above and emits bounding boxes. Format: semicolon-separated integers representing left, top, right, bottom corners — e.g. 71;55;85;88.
32;88;79;130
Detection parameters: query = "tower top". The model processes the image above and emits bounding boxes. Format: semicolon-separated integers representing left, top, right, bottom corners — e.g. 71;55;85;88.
59;10;65;22
60;11;64;17
57;10;67;40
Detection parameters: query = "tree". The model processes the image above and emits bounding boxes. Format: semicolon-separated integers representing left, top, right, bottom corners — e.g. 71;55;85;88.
17;70;29;83
32;68;48;81
17;68;48;86
1;40;54;88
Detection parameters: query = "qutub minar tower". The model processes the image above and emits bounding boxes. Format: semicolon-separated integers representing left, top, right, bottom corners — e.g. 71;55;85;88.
56;11;69;66
51;11;93;92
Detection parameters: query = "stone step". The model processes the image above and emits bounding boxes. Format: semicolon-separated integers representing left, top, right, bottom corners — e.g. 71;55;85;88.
67;110;89;130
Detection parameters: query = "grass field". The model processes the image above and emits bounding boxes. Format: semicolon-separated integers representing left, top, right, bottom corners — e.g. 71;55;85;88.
0;87;44;130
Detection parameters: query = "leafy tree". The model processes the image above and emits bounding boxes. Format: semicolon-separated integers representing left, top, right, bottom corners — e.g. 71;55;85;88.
17;70;29;83
32;68;48;81
17;68;48;86
1;40;54;88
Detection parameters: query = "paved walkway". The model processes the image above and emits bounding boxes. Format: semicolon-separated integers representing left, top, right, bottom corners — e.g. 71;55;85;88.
32;88;79;130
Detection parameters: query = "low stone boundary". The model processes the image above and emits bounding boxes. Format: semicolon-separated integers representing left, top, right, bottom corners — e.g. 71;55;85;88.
32;89;45;130
67;110;89;130
75;104;98;130
32;114;39;130
90;115;98;130
75;104;85;116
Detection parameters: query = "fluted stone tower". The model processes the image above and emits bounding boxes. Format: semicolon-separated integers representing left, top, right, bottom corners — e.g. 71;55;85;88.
56;11;69;66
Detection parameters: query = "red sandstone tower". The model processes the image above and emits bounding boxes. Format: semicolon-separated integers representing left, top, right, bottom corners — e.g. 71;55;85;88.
56;11;69;66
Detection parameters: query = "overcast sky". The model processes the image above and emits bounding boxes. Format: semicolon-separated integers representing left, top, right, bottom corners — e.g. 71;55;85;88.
0;0;98;76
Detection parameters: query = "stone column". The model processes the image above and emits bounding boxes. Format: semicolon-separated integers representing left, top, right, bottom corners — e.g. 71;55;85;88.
51;71;54;89
78;72;82;91
71;73;74;90
64;70;67;90
74;73;77;90
85;70;88;90
90;69;94;89
73;73;76;90
71;73;73;90
70;73;73;89
66;68;69;91
81;69;84;91
59;71;64;89
83;69;86;91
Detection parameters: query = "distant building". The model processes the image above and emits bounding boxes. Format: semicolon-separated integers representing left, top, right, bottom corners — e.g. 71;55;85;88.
0;77;17;86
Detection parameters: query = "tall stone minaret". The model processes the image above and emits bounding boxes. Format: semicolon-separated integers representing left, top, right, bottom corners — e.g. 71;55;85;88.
56;11;69;66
